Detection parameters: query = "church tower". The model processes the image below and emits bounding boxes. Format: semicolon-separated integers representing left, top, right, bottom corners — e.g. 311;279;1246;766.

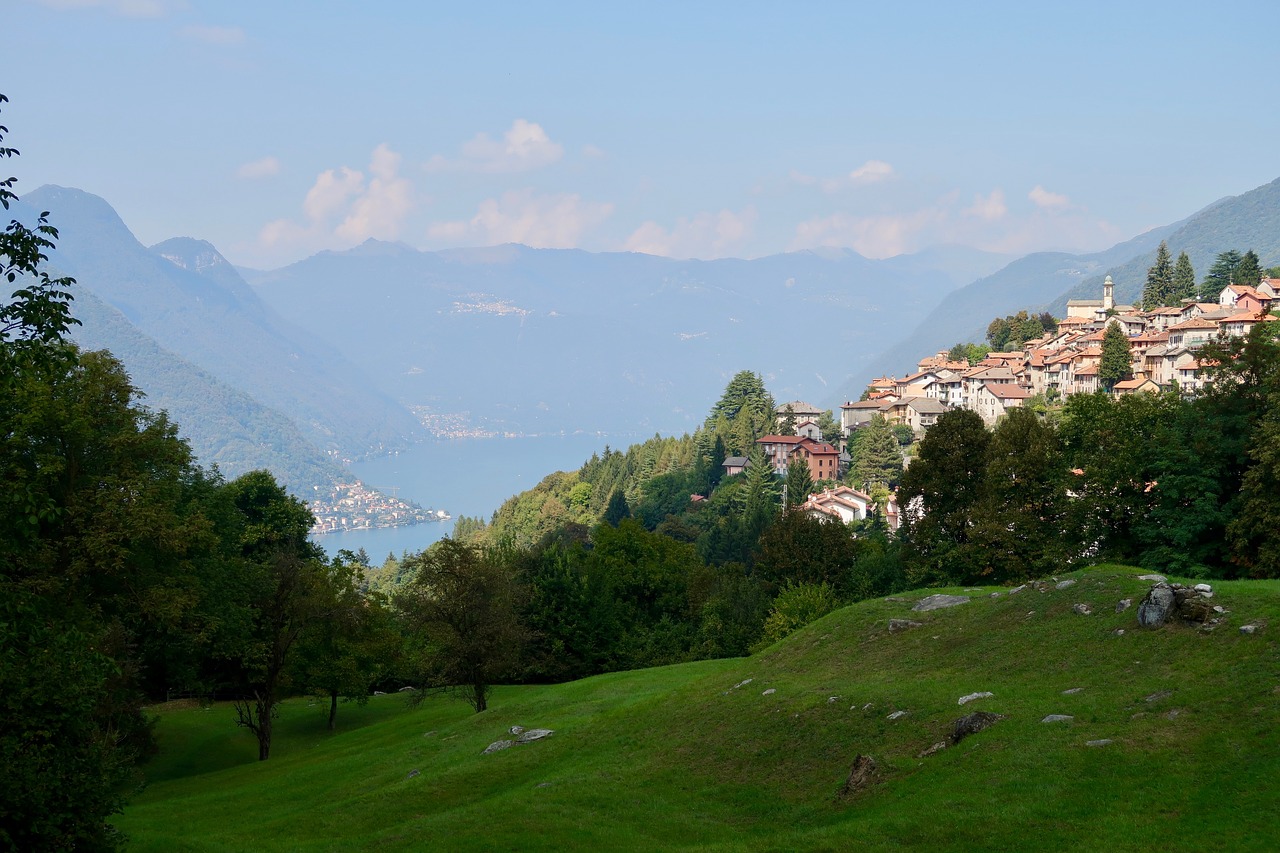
1103;275;1114;312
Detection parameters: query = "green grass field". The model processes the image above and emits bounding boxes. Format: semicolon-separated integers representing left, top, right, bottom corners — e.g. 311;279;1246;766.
116;566;1280;851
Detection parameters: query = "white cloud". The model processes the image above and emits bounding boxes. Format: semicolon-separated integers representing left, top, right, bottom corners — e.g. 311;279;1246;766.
427;189;613;248
964;189;1007;221
335;144;413;242
624;207;758;259
303;166;365;221
425;119;564;174
41;0;185;17
257;145;414;253
1029;185;1071;211
792;160;895;193
236;156;280;179
180;24;246;45
848;160;894;184
789;208;947;259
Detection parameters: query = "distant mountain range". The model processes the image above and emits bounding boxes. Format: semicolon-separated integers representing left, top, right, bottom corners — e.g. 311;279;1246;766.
13;175;1279;491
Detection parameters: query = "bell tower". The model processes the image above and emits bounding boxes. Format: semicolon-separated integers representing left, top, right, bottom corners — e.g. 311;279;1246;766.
1103;275;1114;312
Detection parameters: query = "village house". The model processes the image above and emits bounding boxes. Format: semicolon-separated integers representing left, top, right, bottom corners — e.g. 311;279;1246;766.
756;435;841;482
775;400;825;430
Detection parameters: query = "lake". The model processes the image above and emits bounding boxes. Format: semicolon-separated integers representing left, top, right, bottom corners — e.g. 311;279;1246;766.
312;434;631;560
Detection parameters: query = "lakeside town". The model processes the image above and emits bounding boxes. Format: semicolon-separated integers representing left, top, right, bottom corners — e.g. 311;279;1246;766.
308;479;449;535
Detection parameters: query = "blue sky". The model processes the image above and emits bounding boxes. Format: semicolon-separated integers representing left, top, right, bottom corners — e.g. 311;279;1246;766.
8;0;1279;268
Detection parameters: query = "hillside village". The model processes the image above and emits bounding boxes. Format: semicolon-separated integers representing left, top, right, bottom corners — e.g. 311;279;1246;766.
749;276;1280;531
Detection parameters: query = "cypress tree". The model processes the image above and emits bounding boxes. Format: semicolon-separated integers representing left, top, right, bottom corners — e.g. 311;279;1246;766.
1170;251;1196;304
784;456;814;508
1099;322;1132;391
1143;241;1173;309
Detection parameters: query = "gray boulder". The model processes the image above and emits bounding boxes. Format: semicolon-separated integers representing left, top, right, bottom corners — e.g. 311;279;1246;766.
1073;603;1093;616
888;618;923;633
516;728;554;743
839;755;878;798
1116;598;1132;613
1056;579;1077;590
951;711;1006;744
1086;739;1113;747
1137;583;1176;628
1041;714;1074;723
912;594;970;612
957;691;994;705
483;740;515;754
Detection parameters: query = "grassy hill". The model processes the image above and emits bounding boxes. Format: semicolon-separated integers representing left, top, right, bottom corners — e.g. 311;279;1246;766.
116;566;1280;851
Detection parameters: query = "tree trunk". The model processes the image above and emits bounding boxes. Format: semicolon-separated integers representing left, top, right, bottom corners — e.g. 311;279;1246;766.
473;681;487;713
328;690;338;731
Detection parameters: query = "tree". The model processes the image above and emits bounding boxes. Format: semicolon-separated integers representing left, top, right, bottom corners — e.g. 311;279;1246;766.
602;488;631;526
225;471;332;761
706;371;775;454
947;342;969;362
289;553;399;730
779;404;797;436
849;416;902;490
986;316;1012;351
816;409;842;446
1171;251;1196;304
1201;250;1243;301
898;409;990;587
973;408;1069;582
1236;250;1262;287
784;455;814;508
1099;322;1132;390
1143;241;1173;309
396;539;527;713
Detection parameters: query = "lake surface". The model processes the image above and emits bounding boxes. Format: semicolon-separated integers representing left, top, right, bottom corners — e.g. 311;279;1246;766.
313;434;629;560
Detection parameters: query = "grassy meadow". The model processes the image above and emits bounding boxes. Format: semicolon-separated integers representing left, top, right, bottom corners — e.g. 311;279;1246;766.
116;566;1280;851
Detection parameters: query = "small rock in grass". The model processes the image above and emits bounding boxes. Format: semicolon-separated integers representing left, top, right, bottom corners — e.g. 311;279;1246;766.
1073;603;1093;615
1116;599;1132;613
483;740;514;755
990;592;1001;598
1241;624;1261;635
1194;583;1212;594
406;769;420;779
1164;709;1183;720
839;754;878;798
889;618;923;633
958;691;994;706
887;710;908;720
536;782;552;788
1056;579;1077;590
919;741;948;758
862;703;874;711
912;594;970;612
1144;690;1172;703
517;729;554;743
1086;739;1113;748
762;688;776;696
1009;585;1026;595
1041;715;1074;723
1113;629;1126;636
828;696;839;704
1138;574;1167;582
951;711;1006;744
509;725;525;735
1062;687;1084;695
731;678;753;690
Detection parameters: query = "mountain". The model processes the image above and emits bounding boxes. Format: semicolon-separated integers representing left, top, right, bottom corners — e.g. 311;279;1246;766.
1048;176;1280;316
17;186;422;460
67;288;349;492
245;242;1010;435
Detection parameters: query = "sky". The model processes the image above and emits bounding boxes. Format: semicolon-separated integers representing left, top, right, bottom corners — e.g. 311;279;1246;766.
7;0;1280;269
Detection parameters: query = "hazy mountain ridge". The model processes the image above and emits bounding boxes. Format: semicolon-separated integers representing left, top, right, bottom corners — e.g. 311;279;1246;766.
245;242;1011;435
66;288;349;492
17;186;423;460
1047;177;1280;316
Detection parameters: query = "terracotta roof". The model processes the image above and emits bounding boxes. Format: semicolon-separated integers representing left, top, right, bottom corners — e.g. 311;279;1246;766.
986;382;1031;399
1112;378;1158;391
1074;364;1099;376
1168;317;1219;331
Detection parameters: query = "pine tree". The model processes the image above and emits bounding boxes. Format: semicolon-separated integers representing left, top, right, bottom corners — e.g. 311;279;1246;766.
850;415;903;490
779;404;797;436
1143;241;1173;309
784;456;814;508
1201;250;1243;301
1236;250;1262;287
1099;322;1132;391
743;443;779;522
1171;251;1196;304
